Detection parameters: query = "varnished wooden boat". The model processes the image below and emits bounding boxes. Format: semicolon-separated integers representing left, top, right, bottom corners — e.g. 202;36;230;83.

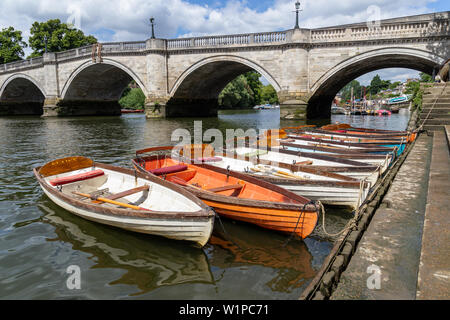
185;149;375;209
278;136;405;156
132;147;320;239
232;145;393;174
299;129;412;142
34;156;215;247
321;123;410;135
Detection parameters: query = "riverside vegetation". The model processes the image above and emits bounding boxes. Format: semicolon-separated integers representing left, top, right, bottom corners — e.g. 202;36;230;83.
118;72;280;110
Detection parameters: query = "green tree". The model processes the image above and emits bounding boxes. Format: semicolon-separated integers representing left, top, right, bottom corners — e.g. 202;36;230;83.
261;84;279;104
243;71;263;105
219;75;254;109
419;72;433;83
28;19;97;57
0;27;27;64
340;80;362;102
389;81;401;90
119;87;145;109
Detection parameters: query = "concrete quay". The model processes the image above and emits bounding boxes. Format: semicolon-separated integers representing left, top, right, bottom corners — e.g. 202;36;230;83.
330;130;449;300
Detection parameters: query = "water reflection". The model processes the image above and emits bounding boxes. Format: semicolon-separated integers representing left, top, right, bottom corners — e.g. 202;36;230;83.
0;109;411;299
208;220;315;293
37;198;215;297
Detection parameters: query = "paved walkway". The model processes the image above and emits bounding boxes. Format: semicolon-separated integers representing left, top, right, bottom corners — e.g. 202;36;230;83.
416;129;450;299
331;134;433;299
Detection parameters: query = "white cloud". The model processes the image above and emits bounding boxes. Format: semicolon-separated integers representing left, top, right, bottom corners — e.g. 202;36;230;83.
0;0;441;79
0;0;439;42
356;68;421;85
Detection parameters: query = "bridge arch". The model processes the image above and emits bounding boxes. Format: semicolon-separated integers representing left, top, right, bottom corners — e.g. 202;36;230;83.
308;47;445;118
0;74;46;115
58;59;149;116
166;55;281;117
61;59;148;101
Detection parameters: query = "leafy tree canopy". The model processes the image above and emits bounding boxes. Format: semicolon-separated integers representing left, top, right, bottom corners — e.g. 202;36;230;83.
119;87;145;109
0;27;27;64
28;19;97;58
340;80;362;102
218;71;279;109
419;72;433;83
261;84;279;104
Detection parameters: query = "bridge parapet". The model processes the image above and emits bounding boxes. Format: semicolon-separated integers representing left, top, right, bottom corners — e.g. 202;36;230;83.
311;18;449;42
1;11;448;74
1;56;43;73
167;31;287;49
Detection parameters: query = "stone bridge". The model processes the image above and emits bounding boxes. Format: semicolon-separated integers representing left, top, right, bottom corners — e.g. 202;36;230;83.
0;11;449;119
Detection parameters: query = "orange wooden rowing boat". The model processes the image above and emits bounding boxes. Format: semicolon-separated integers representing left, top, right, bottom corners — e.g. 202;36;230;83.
132;147;319;239
319;124;416;143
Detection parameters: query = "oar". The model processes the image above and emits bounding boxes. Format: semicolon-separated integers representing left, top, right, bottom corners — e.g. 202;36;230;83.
250;166;306;180
72;191;151;211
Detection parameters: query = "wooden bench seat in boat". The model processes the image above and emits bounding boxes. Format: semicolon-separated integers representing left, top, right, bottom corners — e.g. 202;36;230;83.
103;185;150;200
149;164;188;176
207;184;244;193
49;169;104;186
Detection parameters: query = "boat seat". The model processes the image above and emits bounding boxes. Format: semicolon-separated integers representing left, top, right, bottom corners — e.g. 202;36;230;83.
49;169;105;186
104;185;150;200
207;184;244;193
149;164;187;176
194;156;222;162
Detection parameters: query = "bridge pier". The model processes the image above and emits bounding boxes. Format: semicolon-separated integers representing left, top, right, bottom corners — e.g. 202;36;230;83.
145;97;218;118
42;98;121;117
278;91;309;120
0;101;43;116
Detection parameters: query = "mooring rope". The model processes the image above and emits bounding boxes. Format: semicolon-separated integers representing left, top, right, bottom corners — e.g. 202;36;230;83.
213;209;241;250
282;200;312;247
318;201;358;238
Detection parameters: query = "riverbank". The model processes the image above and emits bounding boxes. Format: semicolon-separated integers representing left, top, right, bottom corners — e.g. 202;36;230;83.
325;128;449;299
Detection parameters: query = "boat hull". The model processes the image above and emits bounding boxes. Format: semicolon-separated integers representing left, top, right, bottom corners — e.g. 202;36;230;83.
34;160;214;247
40;184;214;246
204;153;376;209
132;154;319;239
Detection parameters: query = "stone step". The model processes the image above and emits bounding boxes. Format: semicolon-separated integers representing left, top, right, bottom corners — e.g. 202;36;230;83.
419;113;450;119
419;119;450;125
421;102;450;107
421;108;450;113
422;94;450;99
422;124;446;131
423;85;450;90
422;98;450;103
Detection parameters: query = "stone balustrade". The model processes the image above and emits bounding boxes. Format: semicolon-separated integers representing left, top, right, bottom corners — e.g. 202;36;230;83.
1;12;448;74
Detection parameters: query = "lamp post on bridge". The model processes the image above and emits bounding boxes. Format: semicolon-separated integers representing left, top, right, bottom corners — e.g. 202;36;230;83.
294;1;301;29
150;18;155;39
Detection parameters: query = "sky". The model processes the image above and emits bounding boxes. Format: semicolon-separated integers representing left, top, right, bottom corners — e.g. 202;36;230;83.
1;0;449;85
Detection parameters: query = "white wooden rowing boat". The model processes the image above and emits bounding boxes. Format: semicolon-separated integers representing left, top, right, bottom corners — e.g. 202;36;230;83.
34;156;215;247
231;146;392;179
195;153;375;209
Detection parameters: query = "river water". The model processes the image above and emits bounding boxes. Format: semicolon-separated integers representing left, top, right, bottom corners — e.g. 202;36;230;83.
0;108;410;299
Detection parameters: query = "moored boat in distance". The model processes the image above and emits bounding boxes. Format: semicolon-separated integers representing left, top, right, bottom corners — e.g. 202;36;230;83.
34;156;215;247
121;109;145;113
132;146;320;239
